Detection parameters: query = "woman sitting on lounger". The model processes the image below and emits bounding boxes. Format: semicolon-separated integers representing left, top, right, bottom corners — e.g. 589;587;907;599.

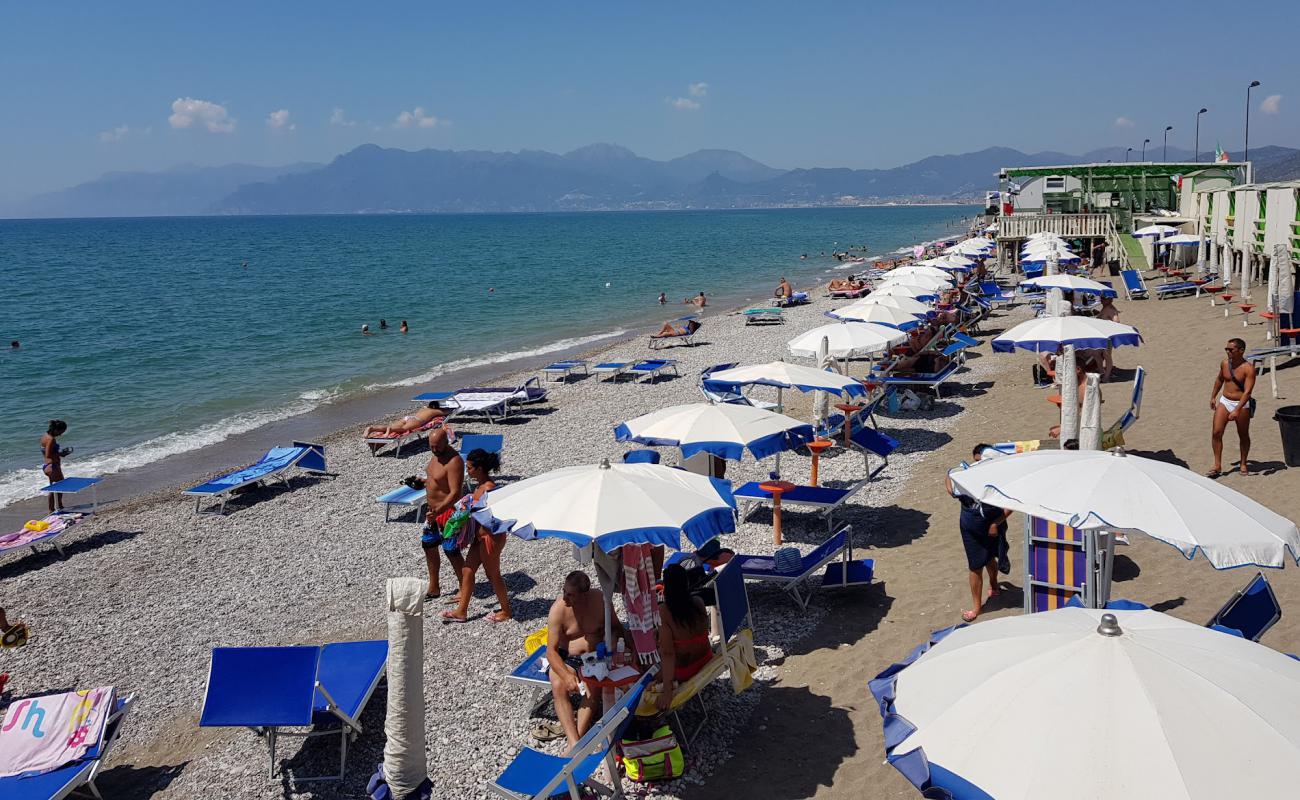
654;564;714;711
652;318;701;338
364;402;446;439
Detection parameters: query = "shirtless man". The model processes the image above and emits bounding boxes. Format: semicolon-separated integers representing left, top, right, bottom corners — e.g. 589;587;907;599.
422;428;466;598
1209;337;1256;477
777;277;793;299
1097;296;1119;381
684;292;707;311
364;402;446;441
545;571;629;748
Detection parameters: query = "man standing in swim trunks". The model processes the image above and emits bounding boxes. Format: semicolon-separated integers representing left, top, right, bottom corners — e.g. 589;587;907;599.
1209;337;1257;477
545;571;628;749
946;469;1011;622
423;428;465;599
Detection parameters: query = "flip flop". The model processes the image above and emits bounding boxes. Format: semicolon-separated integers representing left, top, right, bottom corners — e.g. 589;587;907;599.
486;611;513;624
1204;469;1222;479
440;611;469;624
424;591;440;601
530;721;564;743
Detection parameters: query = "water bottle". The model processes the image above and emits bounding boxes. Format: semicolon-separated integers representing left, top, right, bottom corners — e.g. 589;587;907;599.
596;641;607;661
615;640;626;666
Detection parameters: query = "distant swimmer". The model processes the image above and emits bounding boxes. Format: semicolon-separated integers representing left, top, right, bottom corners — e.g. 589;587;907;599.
605;282;611;288
400;320;409;334
361;324;375;336
488;287;495;294
380;319;389;330
8;341;17;350
684;291;707;311
658;292;667;305
242;261;248;270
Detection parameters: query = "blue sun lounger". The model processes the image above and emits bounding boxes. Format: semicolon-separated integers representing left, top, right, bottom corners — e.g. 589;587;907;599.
1120;269;1149;300
200;640;388;782
733;526;873;610
184;441;327;515
1207;571;1281;642
629;359;678;383
733;480;867;534
540;360;589;382
490;671;654;800
377;434;504;521
0;694;136;800
1155;280;1198;299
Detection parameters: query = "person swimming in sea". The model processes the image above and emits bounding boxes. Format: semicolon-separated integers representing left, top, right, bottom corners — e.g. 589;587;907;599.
400;320;409;333
8;341;17;350
379;319;389;330
658;292;667;305
362;324;374;336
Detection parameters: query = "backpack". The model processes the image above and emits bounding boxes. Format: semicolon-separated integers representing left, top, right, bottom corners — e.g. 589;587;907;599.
620;724;684;783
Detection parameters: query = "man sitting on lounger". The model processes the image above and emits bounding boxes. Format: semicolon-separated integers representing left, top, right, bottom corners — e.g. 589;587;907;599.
776;276;793;299
546;571;631;749
364;402;446;440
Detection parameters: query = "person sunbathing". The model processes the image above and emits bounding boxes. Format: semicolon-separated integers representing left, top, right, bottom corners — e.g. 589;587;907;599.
652;318;701;338
890;351;951;376
828;278;865;293
653;564;714;712
364;402;446;439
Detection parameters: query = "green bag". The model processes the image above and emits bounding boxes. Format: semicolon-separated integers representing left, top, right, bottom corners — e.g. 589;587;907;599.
620;724;684;783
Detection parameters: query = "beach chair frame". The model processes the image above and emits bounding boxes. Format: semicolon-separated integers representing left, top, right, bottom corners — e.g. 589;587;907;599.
734;479;867;535
540;360;589;383
184;442;327;515
1206;571;1281;642
733;526;862;611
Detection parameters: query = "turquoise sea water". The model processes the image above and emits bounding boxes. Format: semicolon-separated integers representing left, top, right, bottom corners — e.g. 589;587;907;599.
0;206;974;506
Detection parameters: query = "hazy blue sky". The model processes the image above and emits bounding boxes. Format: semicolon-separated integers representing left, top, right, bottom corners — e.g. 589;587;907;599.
2;1;1296;200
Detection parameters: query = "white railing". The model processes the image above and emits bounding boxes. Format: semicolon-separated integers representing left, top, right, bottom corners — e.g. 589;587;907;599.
996;214;1113;238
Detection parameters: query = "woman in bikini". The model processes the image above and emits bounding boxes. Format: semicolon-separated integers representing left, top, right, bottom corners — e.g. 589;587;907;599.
41;420;70;513
443;449;513;623
363;403;446;439
654;563;714;711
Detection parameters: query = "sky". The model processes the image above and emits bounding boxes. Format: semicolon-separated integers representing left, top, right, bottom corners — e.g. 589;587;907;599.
2;0;1297;201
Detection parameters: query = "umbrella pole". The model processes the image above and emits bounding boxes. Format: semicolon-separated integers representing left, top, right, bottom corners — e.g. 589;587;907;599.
774;387;784;478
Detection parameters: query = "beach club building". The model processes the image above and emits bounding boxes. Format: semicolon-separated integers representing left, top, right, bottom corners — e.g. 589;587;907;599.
1195;179;1300;287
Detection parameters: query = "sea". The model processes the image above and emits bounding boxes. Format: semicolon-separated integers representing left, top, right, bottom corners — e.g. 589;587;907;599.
0;206;975;509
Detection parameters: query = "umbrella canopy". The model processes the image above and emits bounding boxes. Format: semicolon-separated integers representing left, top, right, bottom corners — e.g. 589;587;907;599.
885;265;954;281
1021;241;1077;254
789;321;909;359
992;316;1141;352
705;361;868;397
871;606;1300;800
877;274;953;291
855;295;934;317
1132;224;1178;238
1020;251;1083;266
948;448;1300;568
871;284;938;300
1161;233;1203;246
918;256;976;270
1021;274;1118;297
614;402;815;462
477;460;735;552
827;302;925;329
946;242;994;257
1027;231;1066;241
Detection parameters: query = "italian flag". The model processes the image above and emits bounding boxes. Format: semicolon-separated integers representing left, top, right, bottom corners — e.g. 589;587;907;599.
1215;143;1230;163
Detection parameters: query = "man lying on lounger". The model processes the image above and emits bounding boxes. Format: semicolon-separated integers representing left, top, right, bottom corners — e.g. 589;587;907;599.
364;402;446;448
546;571;631;750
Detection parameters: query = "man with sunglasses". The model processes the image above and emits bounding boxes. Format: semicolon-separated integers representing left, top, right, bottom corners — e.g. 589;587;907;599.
1209;338;1256;477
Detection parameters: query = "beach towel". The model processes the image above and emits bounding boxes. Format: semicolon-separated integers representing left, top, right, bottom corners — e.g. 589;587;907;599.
0;686;114;778
0;514;76;552
621;543;660;665
726;629;757;694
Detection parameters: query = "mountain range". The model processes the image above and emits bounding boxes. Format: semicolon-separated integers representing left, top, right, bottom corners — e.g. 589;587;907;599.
10;143;1300;218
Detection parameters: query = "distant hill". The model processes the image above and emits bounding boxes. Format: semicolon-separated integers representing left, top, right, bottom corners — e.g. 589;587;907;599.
9;142;1299;218
19;162;320;218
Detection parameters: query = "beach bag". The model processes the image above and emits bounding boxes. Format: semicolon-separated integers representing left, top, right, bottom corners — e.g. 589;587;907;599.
620;725;684;783
773;547;802;574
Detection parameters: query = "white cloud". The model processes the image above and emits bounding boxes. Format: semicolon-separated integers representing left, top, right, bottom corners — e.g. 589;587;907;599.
688;82;708;98
667;96;701;111
1114;116;1134;128
393;107;440;129
329;107;357;127
266;109;295;131
1261;94;1282;114
169;97;236;133
667;82;708;111
98;125;130;143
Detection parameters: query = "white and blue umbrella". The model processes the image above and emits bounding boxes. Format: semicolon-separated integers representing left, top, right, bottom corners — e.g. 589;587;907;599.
878;274;953;292
615;402;815;462
885;265;954;282
789;321;909;358
1020;251;1083;267
1161;233;1203;246
476;459;735;552
1132;224;1178;238
704;361;869;398
1021;242;1077;256
870;605;1300;799
915;257;975;272
1021;274;1118;297
871;284;940;301
827;303;925;329
856;295;934;317
992;317;1141;353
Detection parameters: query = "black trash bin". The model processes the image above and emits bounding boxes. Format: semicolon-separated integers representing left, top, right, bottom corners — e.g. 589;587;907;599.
1275;406;1300;467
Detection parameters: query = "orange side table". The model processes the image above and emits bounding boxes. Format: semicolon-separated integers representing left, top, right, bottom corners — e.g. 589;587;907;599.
1239;304;1255;327
835;403;865;446
758;480;796;546
806;438;834;486
1047;395;1063;407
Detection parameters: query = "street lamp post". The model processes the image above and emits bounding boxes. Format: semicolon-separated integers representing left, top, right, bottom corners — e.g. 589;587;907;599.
1163;126;1173;161
1125;147;1133;162
1141;138;1150;161
1194;108;1207;162
1245;80;1261;166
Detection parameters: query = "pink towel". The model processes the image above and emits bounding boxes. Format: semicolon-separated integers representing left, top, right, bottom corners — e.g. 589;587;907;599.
621;544;660;665
0;515;75;553
0;687;114;778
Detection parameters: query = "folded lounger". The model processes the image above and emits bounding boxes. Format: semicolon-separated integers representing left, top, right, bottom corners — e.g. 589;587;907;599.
733;479;867;534
490;671;655;800
649;318;701;350
200;640;388;782
732;525;873;611
540;360;589;383
0;693;135;800
377;434;504;522
628;359;679;383
1206;571;1281;642
0;513;85;559
448;377;548;424
743;308;785;325
184;442;327;515
363;418;445;457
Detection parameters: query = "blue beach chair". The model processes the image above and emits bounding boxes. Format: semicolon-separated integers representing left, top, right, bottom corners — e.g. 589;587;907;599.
200;640;388;782
376;434;503;521
183;441;327;515
540;360;589;383
850;425;900;479
732;526;874;611
733;480;867;534
0;694;136;800
489;671;655;800
622;449;661;464
628;359;679;383
1207;571;1281;642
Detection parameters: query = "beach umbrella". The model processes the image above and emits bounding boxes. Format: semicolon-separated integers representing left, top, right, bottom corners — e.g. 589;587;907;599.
854;294;934;317
916;256;975;271
1021;241;1076;254
1020;274;1118;297
812;336;832;430
1132;224;1178;238
704;361;868;398
827;303;925;329
1161;233;1204;246
871;284;938;300
982;223;998;233
991;317;1141;353
1020;251;1083;266
1027;231;1065;240
877;274;952;291
788;321;909;359
870;605;1300;800
885;266;953;281
614;402;815;462
948;449;1300;568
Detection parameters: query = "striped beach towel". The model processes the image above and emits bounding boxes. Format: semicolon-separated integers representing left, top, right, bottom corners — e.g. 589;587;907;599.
621;543;660;665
